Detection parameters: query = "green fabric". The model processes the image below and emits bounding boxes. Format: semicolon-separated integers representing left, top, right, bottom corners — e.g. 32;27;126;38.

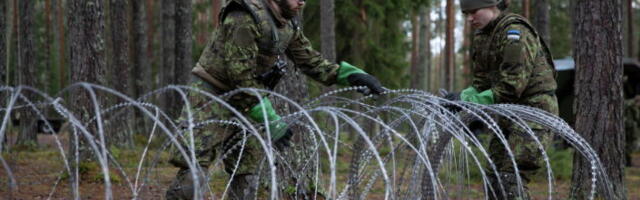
248;98;288;140
461;87;495;105
336;61;366;86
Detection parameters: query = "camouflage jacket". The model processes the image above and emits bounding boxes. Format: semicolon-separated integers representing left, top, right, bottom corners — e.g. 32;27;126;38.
196;0;340;113
470;13;557;110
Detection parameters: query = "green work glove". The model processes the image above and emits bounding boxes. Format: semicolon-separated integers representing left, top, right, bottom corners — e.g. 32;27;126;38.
248;98;289;140
460;87;494;105
336;62;385;94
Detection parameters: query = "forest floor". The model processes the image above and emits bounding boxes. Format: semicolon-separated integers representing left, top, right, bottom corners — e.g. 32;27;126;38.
0;134;639;200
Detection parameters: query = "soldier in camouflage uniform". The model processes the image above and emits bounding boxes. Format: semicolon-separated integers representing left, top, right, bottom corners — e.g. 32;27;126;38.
450;0;559;199
625;95;640;166
165;0;385;199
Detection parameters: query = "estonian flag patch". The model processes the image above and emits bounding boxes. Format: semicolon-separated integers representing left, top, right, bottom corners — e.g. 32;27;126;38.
507;30;521;40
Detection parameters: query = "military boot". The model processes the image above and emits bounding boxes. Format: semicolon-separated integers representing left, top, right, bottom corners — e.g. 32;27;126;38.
228;174;259;200
486;172;531;200
166;168;207;200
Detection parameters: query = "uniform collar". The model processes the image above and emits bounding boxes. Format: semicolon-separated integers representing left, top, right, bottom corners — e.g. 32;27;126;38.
479;12;507;34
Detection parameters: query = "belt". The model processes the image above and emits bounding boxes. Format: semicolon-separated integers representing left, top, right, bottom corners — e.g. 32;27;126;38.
191;64;231;94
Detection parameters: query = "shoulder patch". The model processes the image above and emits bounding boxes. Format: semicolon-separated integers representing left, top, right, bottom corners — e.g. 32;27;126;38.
507;30;521;40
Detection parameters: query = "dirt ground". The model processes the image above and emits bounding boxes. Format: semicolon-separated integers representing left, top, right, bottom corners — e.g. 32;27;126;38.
1;134;639;199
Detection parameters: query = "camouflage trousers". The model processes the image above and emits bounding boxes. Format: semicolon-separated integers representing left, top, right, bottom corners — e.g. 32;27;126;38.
166;78;264;200
485;121;552;200
486;93;557;200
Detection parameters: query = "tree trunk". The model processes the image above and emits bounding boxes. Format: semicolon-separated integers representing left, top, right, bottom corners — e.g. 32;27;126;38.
410;11;421;89
523;0;531;19
0;0;6;151
16;0;38;148
1;0;5;88
418;6;431;91
109;0;132;147
320;0;336;96
174;0;192;116
627;0;634;57
67;0;106;197
533;0;550;45
462;20;471;87
444;0;455;90
131;0;152;135
44;0;52;94
161;0;176;117
320;0;336;63
57;0;66;89
146;0;155;69
570;0;626;199
212;0;222;29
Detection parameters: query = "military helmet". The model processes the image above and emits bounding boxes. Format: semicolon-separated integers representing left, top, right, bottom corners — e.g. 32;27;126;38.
460;0;500;12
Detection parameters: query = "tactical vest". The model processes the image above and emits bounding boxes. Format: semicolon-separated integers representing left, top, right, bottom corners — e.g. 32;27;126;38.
219;0;300;88
471;13;557;98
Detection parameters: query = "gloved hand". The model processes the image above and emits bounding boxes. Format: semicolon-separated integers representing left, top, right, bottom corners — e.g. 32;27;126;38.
439;89;462;113
248;98;291;142
274;128;294;150
439;88;461;101
336;62;385;95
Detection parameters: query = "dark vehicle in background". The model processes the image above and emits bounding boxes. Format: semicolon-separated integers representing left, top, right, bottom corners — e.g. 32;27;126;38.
554;57;640;126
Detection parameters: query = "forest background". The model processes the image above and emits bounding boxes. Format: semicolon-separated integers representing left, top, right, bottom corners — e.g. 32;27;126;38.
0;0;639;199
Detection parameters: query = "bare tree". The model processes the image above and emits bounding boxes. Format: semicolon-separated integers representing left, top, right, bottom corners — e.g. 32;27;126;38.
444;0;455;90
16;0;38;148
570;0;626;199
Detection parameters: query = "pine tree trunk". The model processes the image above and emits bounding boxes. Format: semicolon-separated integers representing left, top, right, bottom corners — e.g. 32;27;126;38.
131;0;152;135
109;0;132;147
44;0;52;94
523;0;531;19
418;6;431;91
0;0;6;150
320;0;336;63
161;0;176;117
174;0;192;116
444;0;455;90
67;0;106;197
570;0;626;199
533;0;550;45
212;0;222;29
16;0;38;148
0;0;5;88
627;0;634;57
410;11;421;89
57;0;66;89
462;20;471;87
146;0;155;69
